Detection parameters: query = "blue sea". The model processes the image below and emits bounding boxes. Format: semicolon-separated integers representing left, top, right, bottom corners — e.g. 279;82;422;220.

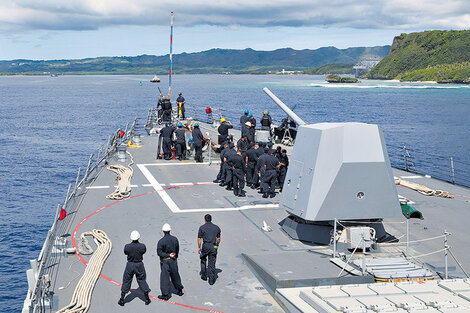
0;74;469;312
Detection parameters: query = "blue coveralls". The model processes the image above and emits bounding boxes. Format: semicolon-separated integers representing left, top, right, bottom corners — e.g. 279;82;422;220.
198;222;221;285
157;233;184;296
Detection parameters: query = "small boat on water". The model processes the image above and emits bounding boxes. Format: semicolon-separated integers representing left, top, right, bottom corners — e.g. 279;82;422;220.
150;75;160;83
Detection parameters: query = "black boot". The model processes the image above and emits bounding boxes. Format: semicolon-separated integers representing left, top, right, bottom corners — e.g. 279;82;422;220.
238;189;246;197
219;181;226;187
225;182;233;191
158;294;171;300
270;192;276;198
144;292;151;305
118;292;126;306
262;192;269;198
233;188;239;196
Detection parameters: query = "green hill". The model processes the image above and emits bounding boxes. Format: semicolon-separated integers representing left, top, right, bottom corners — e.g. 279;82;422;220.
365;30;470;83
0;46;389;75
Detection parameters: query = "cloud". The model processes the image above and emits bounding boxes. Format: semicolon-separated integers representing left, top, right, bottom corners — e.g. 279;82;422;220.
0;0;469;32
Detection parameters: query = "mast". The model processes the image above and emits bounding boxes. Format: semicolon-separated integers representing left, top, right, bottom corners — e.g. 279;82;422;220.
169;11;173;99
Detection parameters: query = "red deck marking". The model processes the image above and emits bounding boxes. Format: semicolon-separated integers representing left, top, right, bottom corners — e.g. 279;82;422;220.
71;183;223;313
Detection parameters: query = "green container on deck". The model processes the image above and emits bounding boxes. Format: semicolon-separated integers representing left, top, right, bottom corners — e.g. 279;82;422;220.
401;204;423;219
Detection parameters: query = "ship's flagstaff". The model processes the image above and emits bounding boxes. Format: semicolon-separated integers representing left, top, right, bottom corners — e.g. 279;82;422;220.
169;11;173;99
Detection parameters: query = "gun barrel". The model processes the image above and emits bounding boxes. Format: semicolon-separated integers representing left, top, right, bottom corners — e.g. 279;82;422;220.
263;87;306;126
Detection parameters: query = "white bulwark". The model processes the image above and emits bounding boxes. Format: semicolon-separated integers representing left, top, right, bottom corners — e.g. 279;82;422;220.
280;122;401;221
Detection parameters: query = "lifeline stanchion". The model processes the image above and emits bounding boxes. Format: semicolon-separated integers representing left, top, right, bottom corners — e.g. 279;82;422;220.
333;218;337;258
445;230;449;279
406;219;409;255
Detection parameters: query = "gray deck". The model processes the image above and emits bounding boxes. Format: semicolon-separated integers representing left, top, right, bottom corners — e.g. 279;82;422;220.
50;122;470;313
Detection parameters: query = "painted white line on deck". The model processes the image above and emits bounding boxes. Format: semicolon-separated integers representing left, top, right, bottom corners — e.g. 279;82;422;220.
141;184;153;187
196;182;213;184
400;175;423;179
86;185;110;189
174;203;279;213
137;164;180;213
139;162;219;166
137;163;279;214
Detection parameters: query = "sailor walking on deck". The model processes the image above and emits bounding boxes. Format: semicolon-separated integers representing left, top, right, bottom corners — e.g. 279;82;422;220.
119;231;151;306
176;93;186;119
198;214;221;285
157;224;184;300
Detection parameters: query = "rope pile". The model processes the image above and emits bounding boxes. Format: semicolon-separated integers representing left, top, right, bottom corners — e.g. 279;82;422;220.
394;177;454;198
106;151;134;200
57;229;112;313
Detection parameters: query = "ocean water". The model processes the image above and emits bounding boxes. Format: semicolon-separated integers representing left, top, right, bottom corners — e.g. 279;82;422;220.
0;74;469;312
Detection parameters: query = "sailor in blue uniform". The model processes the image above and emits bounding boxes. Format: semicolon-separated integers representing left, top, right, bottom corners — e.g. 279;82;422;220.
222;143;237;190
157;224;184;300
198;214;221;285
176;93;186;119
262;151;280;198
245;143;258;187
278;149;289;192
251;142;265;188
158;93;172;123
217;118;233;145
214;142;229;184
175;123;186;160
119;231;151;306
256;147;270;192
240;109;249;127
230;149;246;197
192;123;205;162
160;123;176;160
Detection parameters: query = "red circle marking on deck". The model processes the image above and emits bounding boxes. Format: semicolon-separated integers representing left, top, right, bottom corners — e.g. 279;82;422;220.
71;183;223;313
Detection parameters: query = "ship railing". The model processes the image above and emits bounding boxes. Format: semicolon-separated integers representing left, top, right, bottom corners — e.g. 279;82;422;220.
27;118;141;313
333;220;469;280
387;144;470;188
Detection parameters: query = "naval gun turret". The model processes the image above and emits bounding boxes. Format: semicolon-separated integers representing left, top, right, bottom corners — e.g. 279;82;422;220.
263;88;401;244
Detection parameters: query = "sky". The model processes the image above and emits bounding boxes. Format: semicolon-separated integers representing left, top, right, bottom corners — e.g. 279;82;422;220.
0;0;469;60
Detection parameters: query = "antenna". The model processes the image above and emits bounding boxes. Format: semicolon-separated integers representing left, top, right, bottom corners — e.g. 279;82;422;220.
169;11;174;99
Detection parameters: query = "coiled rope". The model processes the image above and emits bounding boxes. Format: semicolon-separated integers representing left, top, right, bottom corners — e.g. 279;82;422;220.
106;151;134;200
394;177;454;198
57;229;112;313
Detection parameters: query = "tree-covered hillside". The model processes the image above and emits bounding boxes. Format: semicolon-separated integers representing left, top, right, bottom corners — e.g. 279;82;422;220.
366;30;470;83
0;46;389;75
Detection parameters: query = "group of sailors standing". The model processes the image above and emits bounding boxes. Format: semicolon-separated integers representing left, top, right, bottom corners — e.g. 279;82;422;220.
155;96;289;197
214;110;288;198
